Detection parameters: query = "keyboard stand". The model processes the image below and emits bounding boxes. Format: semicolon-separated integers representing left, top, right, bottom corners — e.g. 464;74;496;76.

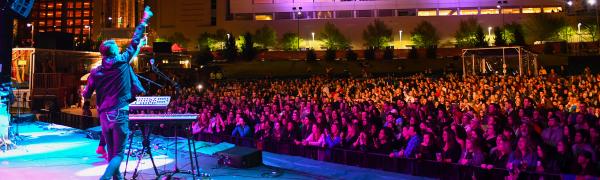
160;123;198;179
124;124;159;179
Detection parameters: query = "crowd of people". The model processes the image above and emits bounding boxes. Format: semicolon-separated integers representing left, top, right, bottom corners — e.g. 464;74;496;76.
133;69;600;176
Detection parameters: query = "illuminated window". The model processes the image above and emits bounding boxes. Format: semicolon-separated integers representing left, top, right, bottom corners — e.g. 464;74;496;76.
75;12;82;17
68;11;74;17
56;11;62;17
502;8;520;14
522;7;541;14
543;7;562;13
460;9;479;15
39;21;46;26
316;11;333;19
83;10;90;17
480;8;499;14
48;4;54;8
418;9;437;16
67;29;73;33
47;20;53;26
47;13;54;17
55;28;61;31
55;20;61;25
438;9;458;16
68;2;74;8
67;20;74;25
83;19;90;25
255;14;273;20
75;29;81;34
83;2;90;8
76;2;82;8
56;3;62;9
75;20;82;25
314;0;334;2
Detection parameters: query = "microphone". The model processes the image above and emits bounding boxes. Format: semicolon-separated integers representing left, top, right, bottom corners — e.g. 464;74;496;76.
149;58;156;71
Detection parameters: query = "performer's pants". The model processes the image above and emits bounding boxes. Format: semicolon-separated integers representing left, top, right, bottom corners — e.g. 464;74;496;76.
99;109;129;180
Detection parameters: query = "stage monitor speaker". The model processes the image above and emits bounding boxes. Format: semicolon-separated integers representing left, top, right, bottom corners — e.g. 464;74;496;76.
153;42;172;53
217;146;262;168
9;0;35;19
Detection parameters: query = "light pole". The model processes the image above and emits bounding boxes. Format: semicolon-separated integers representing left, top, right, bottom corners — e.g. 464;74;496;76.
84;25;91;42
398;30;403;48
27;23;34;47
488;26;493;46
293;7;303;51
108;17;112;28
311;32;315;49
497;1;508;25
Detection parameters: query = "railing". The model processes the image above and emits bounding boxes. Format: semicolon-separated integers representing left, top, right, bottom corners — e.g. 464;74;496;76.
197;133;563;179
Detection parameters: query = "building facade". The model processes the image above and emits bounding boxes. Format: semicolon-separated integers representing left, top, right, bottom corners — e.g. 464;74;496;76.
148;0;576;50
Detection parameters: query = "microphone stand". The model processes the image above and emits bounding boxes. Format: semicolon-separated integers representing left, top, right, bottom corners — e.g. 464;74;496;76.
150;64;180;90
136;74;163;88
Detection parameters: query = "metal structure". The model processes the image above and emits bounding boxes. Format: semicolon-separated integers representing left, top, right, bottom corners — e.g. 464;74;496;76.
461;46;539;77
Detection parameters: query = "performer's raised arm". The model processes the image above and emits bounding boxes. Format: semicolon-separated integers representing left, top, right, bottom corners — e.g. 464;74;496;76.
121;6;153;63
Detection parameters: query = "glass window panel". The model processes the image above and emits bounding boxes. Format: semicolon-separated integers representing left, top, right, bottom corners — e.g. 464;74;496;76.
316;11;333;19
418;10;437;16
357;10;373;17
502;8;520;14
480;8;499;14
378;9;395;17
275;12;292;20
438;9;458;16
460;9;479;15
522;7;541;14
255;14;273;20
336;10;353;18
543;7;562;13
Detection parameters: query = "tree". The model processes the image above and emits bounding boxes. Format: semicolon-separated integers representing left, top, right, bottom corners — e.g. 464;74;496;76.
502;23;526;45
455;18;486;47
281;32;302;51
320;22;350;50
254;25;277;49
168;32;190;48
493;26;506;46
197;32;218;51
522;13;567;43
241;32;257;61
411;21;440;48
222;33;238;61
362;19;393;49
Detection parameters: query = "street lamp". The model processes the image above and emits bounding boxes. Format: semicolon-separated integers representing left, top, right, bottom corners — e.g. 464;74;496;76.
27;23;34;47
84;25;91;42
488;26;493;46
578;23;582;34
311;32;315;49
398;30;403;48
293;6;303;51
567;0;573;6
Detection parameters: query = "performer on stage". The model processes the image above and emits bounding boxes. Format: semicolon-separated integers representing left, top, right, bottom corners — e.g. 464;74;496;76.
0;82;15;146
82;6;152;180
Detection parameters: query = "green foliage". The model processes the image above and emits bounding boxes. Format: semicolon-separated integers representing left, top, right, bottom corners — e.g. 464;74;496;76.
320;23;350;50
455;18;487;47
408;46;418;59
306;49;317;61
167;32;190;47
493;27;506;46
557;26;576;42
522;13;567;43
383;47;394;60
241;32;257;61
364;47;376;60
411;21;440;48
223;34;238;61
281;32;303;51
197;28;228;51
503;23;525;45
254;25;277;49
362;19;393;49
345;49;358;61
155;37;169;42
324;49;337;61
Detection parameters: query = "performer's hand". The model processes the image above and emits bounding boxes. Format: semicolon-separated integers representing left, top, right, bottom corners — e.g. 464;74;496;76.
142;6;153;22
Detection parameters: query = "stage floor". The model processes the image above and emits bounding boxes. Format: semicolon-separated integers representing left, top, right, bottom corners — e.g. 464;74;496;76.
0;122;429;180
